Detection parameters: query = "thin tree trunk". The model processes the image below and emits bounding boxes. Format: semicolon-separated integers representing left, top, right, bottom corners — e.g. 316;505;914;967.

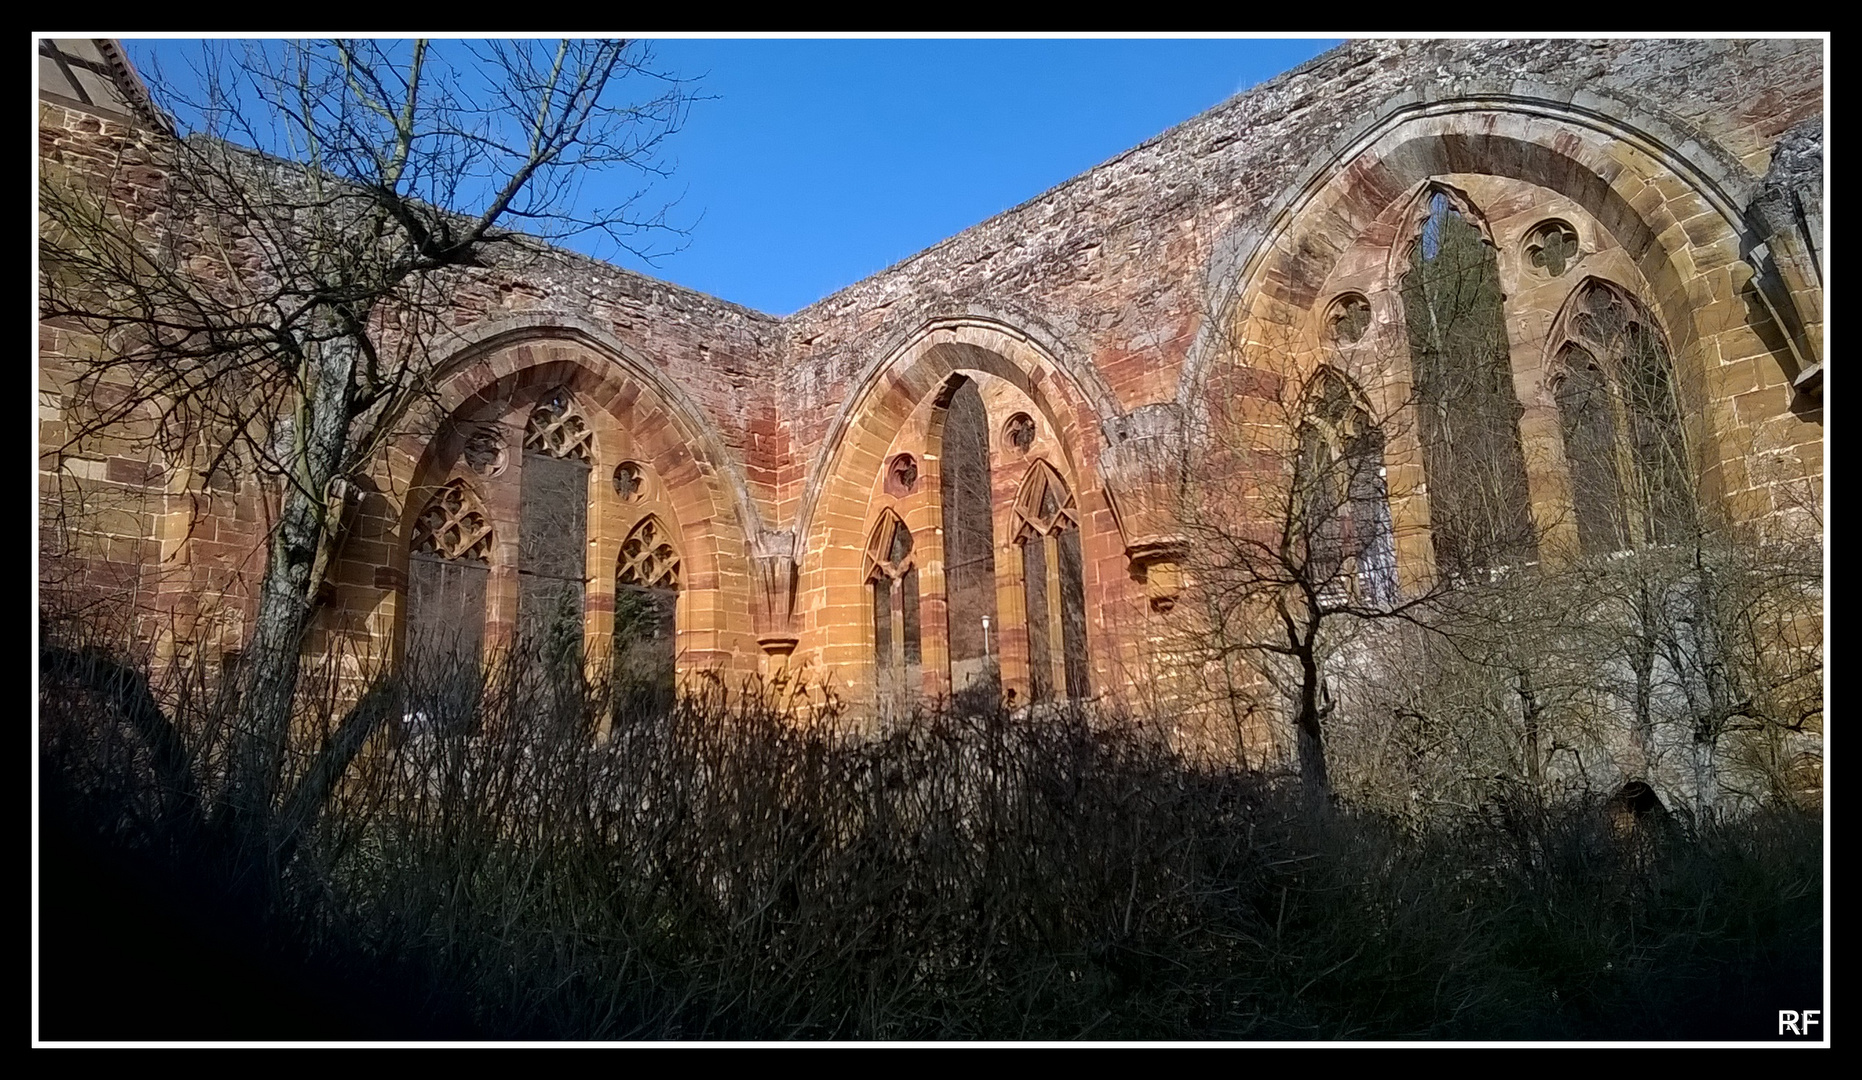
1517;668;1543;794
230;321;360;864
1296;648;1330;800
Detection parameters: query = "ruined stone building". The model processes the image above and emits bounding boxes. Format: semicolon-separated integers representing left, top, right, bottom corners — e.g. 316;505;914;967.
39;39;1824;775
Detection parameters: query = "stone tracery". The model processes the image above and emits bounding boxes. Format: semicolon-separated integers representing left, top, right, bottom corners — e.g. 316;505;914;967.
411;479;493;562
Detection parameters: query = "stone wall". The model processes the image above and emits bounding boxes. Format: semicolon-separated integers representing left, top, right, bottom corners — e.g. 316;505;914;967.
39;37;1824;728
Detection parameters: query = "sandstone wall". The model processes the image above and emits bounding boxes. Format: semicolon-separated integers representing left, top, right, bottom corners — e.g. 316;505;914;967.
39;37;1824;709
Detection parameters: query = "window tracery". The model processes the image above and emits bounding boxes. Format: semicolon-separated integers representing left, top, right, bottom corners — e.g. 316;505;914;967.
1013;461;1089;703
406;479;491;700
410;479;493;562
1328;293;1372;344
462;424;508;477
614;514;679;720
1004;412;1037;454
1294;369;1397;606
523;387;594;462
518;389;591;660
1525;220;1581;278
886;453;919;496
612;460;645;501
617;515;681;590
866;509;921;704
1549;280;1693;553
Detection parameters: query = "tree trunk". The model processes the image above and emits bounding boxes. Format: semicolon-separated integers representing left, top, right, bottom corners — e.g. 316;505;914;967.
1517;668;1543;794
229;323;360;860
1693;737;1721;822
1295;648;1330;801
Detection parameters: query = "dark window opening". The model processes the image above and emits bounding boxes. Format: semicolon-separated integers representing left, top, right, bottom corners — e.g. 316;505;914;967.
1295;369;1397;606
941;378;999;694
614;515;680;721
1014;462;1090;703
1402;190;1538;578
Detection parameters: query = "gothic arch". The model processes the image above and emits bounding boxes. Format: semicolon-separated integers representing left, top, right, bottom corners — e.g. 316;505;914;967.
1182;87;1762;438
617;513;683;591
613;512;682;719
1182;88;1791;567
1293;367;1397;604
1009;459;1090;703
1543;278;1693;553
795;316;1118;692
369;327;757;676
404;478;493;711
795;314;1112;550
863;507;922;709
410;312;766;543
1190;80;1757;384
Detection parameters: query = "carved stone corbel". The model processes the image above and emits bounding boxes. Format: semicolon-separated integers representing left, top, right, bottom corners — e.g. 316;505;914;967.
1743;120;1823;398
750;527;800;655
1100;403;1190;613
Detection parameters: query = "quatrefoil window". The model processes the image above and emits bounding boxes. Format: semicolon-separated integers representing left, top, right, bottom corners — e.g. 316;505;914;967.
613;461;646;501
1004;412;1037;453
1328;294;1372;344
411;480;493;562
523;389;594;462
617;517;681;590
1526;221;1580;278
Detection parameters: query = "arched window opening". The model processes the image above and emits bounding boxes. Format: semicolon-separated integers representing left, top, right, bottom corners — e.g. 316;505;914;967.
1014;462;1089;703
614;515;680;720
406;479;491;721
1401;189;1537;579
867;511;921;708
1295;369;1397;606
1551;282;1693;553
1554;345;1628;553
518;388;592;667
940;377;999;694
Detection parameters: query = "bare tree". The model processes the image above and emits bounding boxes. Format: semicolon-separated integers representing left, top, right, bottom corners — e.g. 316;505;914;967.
1173;240;1822;817
1174;337;1433;801
40;38;696;868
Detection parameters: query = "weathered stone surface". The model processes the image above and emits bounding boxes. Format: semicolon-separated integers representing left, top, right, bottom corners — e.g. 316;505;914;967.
39;37;1824;729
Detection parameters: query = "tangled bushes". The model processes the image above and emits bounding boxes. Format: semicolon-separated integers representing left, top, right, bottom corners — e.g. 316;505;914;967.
38;642;1822;1040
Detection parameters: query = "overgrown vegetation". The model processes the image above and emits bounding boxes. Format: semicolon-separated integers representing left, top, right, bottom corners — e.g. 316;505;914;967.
38;635;1822;1041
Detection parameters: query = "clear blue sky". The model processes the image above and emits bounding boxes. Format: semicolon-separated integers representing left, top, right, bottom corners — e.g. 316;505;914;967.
121;37;1342;316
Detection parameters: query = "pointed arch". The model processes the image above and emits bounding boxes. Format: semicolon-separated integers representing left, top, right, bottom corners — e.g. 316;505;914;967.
1012;460;1088;704
406;478;492;705
1389;183;1497;282
1547;279;1693;552
410;478;492;562
518;387;592;661
614;513;681;720
865;508;921;708
1398;184;1537;578
938;375;999;695
617;513;682;590
1012;459;1080;541
1294;367;1396;605
523;386;595;463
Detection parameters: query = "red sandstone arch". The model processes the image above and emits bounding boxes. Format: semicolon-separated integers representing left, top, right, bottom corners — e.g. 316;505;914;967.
336;327;758;679
1185;96;1796;566
794;317;1126;698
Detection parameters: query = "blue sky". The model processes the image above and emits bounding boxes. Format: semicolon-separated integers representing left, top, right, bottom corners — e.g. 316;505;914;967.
120;37;1341;316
